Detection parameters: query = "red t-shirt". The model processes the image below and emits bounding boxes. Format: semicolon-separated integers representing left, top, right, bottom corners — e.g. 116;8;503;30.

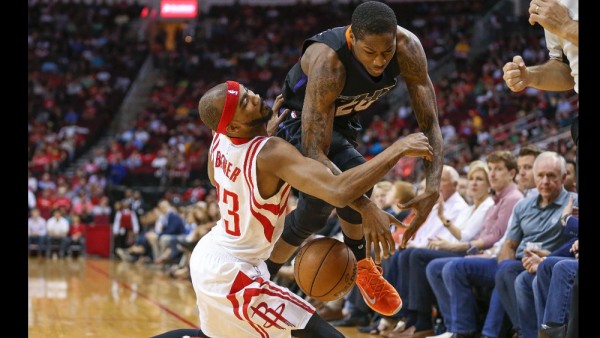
69;223;85;237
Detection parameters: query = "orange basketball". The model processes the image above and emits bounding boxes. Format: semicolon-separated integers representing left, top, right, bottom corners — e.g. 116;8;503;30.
293;237;357;302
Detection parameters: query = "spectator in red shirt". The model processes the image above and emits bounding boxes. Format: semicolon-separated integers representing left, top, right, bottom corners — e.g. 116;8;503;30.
182;179;206;204
36;188;54;220
52;186;72;213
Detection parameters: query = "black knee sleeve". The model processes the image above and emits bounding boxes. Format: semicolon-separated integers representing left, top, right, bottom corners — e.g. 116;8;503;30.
336;186;373;224
281;194;334;246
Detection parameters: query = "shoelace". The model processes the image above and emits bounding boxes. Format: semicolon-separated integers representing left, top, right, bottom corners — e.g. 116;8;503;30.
357;264;395;298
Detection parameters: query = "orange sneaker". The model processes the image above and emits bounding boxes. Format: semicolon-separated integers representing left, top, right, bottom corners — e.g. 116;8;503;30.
355;258;402;316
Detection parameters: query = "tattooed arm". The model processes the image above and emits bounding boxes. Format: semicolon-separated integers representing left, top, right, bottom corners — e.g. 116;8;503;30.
395;26;443;248
299;43;342;167
300;43;400;262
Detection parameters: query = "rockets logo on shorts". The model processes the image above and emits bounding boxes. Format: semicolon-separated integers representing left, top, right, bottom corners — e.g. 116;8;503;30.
251;303;293;329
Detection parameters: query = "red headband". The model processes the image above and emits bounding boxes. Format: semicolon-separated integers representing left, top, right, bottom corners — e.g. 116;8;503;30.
216;81;240;134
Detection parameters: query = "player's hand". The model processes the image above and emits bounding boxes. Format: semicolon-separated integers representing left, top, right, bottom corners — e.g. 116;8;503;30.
397;190;439;248
395;132;433;160
502;55;530;92
360;204;400;264
267;94;290;136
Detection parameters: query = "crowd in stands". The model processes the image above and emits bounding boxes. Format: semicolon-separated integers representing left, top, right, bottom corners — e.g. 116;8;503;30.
91;0;576;188
28;1;578;338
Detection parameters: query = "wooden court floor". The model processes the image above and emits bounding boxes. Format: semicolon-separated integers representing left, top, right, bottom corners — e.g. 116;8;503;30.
28;257;374;338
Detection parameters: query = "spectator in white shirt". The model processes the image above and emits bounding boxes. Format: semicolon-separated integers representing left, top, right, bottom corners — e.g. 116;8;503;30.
406;165;469;248
46;209;70;258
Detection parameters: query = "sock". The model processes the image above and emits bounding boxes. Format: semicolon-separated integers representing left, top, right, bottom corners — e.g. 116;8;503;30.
265;259;285;278
414;310;433;331
350;306;368;319
404;310;418;328
342;232;367;261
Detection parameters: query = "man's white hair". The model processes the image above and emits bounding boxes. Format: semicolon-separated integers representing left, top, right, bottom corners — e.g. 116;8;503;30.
443;164;460;183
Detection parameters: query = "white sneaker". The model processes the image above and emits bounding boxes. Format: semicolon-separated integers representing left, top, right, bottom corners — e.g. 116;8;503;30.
426;332;453;338
378;317;402;332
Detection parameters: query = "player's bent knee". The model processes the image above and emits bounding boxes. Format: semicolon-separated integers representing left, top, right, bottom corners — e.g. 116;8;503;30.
281;215;318;246
282;194;335;246
337;205;362;225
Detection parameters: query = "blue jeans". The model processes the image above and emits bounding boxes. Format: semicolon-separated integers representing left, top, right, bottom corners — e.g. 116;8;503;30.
495;260;525;333
384;248;412;319
438;257;501;335
515;270;537;338
533;257;578;326
426;257;460;332
407;248;464;315
28;235;46;252
482;289;506;338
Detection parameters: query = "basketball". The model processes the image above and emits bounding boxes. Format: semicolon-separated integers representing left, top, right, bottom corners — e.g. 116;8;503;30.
293;237;357;302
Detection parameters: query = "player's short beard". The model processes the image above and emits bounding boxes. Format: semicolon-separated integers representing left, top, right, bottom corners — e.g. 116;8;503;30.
249;111;273;127
248;101;273;127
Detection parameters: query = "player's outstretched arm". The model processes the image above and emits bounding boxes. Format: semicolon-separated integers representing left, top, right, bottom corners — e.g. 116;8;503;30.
259;134;432;208
503;55;574;93
395;27;443;247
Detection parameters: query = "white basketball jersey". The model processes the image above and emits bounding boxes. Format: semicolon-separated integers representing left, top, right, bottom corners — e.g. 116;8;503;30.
209;133;292;265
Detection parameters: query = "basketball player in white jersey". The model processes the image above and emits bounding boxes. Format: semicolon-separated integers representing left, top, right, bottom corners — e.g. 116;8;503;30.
153;81;432;338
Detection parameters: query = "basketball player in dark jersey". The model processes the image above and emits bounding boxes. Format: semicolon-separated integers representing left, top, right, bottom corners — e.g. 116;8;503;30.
266;1;443;317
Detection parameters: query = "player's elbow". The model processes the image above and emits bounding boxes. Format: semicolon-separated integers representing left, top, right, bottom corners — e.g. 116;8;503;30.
328;187;360;208
315;186;346;208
